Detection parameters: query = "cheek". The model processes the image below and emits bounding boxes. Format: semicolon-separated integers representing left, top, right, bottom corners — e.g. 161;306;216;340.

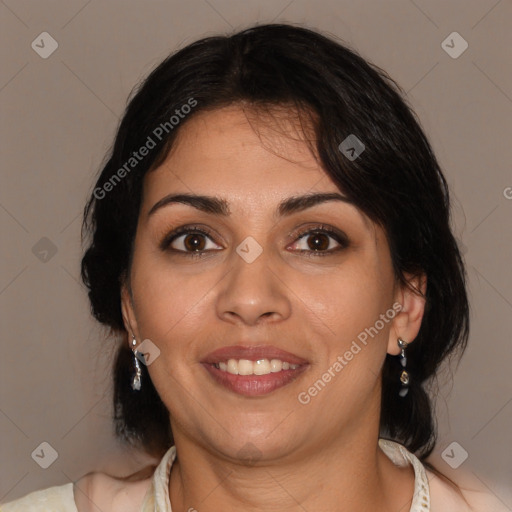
129;248;223;353
293;257;395;339
291;257;396;399
133;275;203;334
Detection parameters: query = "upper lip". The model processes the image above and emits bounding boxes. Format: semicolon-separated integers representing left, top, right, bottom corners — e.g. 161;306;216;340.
201;345;308;365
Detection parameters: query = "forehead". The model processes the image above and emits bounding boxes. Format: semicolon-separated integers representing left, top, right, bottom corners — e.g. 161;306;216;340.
143;105;337;207
170;104;319;162
136;106;383;251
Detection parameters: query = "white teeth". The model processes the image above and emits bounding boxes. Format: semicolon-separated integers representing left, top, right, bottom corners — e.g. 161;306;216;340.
238;359;254;375
254;359;271;375
217;358;300;375
270;359;282;372
227;359;238;375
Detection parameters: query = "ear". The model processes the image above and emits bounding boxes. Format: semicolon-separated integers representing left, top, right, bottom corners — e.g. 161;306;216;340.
387;273;427;356
120;276;139;340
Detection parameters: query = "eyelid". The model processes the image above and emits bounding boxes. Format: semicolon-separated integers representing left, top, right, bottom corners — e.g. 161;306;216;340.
290;223;348;242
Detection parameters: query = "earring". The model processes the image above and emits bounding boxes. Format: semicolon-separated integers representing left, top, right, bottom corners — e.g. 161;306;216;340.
397;338;410;397
131;336;142;391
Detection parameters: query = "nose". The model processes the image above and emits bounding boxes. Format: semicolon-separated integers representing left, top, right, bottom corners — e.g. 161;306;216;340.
215;246;292;326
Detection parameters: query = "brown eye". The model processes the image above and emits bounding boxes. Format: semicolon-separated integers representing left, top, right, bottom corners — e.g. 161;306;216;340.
289;225;349;256
160;226;223;255
305;232;331;251
181;233;207;251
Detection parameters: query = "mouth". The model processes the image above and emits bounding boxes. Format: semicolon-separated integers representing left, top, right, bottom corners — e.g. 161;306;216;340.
201;345;309;397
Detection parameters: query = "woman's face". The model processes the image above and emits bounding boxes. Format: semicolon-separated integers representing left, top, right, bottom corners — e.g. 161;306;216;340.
122;105;420;463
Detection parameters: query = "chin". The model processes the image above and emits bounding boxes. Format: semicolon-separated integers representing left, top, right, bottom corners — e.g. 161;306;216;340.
211;426;301;464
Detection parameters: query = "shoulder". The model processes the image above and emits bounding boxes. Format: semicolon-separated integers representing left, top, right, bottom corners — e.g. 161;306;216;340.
1;483;77;512
1;464;158;512
74;466;155;512
427;468;510;512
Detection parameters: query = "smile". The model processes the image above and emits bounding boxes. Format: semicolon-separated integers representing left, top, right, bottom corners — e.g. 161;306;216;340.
203;359;308;396
201;345;309;396
214;358;300;375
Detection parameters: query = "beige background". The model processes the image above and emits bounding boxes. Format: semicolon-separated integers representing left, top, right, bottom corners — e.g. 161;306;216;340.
1;0;511;506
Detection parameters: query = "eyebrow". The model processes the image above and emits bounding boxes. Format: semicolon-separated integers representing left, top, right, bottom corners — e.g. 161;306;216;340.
147;192;353;219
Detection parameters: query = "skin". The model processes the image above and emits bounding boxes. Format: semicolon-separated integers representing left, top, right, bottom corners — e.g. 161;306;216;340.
120;105;427;512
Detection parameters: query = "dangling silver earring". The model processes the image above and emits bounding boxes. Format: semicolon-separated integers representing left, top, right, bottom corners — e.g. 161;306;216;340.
131;336;142;391
397;338;409;397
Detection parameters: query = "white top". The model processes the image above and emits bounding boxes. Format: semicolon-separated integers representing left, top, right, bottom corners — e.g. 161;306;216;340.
1;439;503;511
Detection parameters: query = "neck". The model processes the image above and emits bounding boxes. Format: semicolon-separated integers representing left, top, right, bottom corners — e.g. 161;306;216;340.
168;422;415;512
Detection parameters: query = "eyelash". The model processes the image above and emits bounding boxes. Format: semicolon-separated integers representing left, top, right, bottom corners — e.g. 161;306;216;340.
159;224;349;259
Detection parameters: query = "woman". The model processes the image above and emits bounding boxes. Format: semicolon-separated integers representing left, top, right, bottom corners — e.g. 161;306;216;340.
1;23;504;512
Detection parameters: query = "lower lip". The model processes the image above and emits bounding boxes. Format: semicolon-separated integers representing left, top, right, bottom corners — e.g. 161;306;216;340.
202;363;309;396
